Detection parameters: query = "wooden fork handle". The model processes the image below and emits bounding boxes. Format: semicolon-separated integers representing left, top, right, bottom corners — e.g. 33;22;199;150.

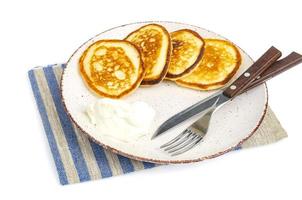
223;46;282;98
241;52;302;93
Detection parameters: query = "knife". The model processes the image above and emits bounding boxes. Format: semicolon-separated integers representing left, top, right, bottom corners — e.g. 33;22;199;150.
152;47;302;139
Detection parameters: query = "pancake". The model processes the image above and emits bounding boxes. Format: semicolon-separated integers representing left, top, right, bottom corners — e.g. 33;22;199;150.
79;39;144;98
176;39;241;90
166;29;205;80
125;24;171;85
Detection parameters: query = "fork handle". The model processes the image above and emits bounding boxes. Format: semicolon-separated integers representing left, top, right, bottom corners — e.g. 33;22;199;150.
223;46;282;98
241;52;302;93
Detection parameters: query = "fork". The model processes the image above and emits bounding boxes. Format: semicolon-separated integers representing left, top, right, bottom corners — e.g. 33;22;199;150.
160;98;219;156
160;52;302;156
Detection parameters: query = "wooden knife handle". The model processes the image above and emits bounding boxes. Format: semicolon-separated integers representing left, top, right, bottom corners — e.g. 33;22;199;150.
242;52;302;93
223;46;282;98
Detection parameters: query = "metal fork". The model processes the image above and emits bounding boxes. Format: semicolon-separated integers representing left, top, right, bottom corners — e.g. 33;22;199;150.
160;98;219;156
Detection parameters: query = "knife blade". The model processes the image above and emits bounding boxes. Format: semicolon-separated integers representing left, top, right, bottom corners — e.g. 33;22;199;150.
152;46;282;139
152;92;229;139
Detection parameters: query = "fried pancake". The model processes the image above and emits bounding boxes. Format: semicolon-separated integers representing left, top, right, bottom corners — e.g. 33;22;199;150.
79;40;144;98
125;24;171;85
166;29;205;80
176;39;241;90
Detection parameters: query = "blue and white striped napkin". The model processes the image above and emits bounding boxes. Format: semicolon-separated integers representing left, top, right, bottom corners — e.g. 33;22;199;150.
28;64;287;185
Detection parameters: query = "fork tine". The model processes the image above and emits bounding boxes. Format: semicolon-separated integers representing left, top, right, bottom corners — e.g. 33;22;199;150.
167;135;200;153
160;129;190;149
171;137;203;156
163;131;194;151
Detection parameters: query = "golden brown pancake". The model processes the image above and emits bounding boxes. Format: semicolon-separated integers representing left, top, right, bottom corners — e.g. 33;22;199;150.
79;39;144;98
166;29;205;80
125;24;171;85
176;39;241;90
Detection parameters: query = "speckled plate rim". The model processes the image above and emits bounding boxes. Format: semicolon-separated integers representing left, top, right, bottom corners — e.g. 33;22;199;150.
60;21;268;164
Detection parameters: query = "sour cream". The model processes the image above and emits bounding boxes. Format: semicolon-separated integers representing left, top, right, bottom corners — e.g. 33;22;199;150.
86;98;155;142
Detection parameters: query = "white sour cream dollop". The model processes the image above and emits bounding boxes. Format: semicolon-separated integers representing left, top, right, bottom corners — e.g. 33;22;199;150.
86;98;155;142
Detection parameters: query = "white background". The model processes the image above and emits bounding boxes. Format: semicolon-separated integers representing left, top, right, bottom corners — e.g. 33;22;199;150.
0;0;301;199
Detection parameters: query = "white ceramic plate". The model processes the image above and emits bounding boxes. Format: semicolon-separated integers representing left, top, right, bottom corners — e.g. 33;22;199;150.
61;21;268;164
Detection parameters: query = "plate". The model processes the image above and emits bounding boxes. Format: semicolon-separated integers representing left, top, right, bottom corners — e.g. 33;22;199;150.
61;21;268;164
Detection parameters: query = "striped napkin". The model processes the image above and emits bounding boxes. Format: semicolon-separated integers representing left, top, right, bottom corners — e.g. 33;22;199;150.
28;64;287;185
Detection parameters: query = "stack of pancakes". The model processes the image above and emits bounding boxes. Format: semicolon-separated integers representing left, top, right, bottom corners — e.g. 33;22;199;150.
79;24;242;98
